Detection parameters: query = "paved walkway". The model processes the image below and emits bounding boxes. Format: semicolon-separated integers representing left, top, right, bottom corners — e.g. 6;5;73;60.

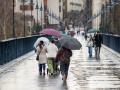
0;35;120;90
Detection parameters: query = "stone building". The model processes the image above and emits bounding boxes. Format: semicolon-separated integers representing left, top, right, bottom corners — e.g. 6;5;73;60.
100;0;120;35
63;0;84;26
80;0;93;30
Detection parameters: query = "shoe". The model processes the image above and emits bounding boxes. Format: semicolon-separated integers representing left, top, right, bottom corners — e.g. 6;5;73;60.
51;73;53;75
39;72;42;75
62;75;67;81
47;69;49;75
43;72;45;75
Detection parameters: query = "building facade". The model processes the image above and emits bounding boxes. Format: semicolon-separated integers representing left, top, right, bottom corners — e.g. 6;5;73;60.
67;0;83;12
47;0;60;25
100;0;120;35
63;0;84;26
80;0;93;30
92;0;102;29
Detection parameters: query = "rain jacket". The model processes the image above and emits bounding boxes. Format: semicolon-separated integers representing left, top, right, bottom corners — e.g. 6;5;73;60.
56;47;72;63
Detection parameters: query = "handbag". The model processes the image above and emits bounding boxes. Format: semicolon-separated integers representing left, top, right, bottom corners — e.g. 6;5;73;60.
86;41;93;47
36;55;39;61
36;47;43;61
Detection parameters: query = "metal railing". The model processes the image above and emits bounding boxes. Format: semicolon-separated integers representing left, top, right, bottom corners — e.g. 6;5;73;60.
102;34;120;53
0;36;39;65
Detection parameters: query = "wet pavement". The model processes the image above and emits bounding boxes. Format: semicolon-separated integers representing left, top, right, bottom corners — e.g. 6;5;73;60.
0;35;120;90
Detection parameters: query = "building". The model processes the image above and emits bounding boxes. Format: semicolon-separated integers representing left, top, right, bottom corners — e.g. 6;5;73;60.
80;0;93;30
67;0;83;12
90;0;120;35
47;0;61;25
92;0;102;29
15;0;35;35
0;0;13;40
63;0;84;26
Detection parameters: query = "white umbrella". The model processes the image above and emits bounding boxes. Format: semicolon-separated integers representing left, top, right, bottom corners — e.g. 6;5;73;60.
34;37;49;48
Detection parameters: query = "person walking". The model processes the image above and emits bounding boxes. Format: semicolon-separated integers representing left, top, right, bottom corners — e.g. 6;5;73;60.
94;31;103;59
47;40;58;75
86;35;93;58
56;46;72;81
36;41;47;75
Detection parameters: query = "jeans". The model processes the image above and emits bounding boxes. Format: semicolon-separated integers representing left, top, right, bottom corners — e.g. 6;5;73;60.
38;63;46;73
60;61;70;77
88;47;92;57
95;47;101;59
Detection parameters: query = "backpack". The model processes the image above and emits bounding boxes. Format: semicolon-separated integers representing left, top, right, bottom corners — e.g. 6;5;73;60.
56;47;72;63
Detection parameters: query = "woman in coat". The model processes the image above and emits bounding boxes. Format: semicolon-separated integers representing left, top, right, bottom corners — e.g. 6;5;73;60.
36;41;47;75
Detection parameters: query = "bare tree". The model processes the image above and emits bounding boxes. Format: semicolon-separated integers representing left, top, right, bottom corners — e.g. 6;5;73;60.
0;0;30;40
0;0;13;40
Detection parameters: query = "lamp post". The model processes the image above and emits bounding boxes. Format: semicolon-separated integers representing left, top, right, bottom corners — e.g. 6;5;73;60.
59;0;61;23
40;3;43;29
23;0;25;37
35;0;39;31
49;9;52;25
13;0;15;38
30;0;34;35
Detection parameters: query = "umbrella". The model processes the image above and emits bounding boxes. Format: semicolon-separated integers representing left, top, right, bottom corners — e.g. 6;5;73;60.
87;28;99;33
40;28;60;37
59;36;82;50
60;33;69;37
33;37;49;48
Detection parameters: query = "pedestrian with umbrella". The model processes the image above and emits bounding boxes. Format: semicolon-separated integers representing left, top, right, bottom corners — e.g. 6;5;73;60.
56;36;82;81
34;37;49;48
56;46;72;81
36;41;47;75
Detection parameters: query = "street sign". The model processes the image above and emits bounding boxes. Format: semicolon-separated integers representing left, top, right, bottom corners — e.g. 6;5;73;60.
20;4;33;11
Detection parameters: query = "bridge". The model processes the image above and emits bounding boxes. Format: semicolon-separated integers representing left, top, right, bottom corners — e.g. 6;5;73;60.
0;35;120;90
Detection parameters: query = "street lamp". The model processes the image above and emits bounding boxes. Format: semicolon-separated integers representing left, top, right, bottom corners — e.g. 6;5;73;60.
35;0;39;31
30;0;34;35
59;0;61;23
22;0;26;37
40;3;43;29
13;0;15;38
48;9;52;25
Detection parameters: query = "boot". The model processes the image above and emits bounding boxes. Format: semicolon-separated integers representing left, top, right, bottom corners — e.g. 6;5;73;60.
62;74;67;81
43;71;45;75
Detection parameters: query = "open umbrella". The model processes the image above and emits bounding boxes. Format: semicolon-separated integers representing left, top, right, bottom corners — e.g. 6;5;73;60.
60;33;69;38
87;28;99;33
59;36;82;50
40;28;60;37
33;37;49;48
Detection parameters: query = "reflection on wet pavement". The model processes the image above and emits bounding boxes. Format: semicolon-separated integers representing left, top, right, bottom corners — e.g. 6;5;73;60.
69;36;120;90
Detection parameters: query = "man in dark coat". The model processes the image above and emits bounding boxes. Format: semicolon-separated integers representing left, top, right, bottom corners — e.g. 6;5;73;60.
94;31;103;59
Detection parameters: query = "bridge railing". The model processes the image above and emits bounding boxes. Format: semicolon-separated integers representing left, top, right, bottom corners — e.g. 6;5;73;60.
0;34;119;65
0;36;40;65
102;34;120;53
